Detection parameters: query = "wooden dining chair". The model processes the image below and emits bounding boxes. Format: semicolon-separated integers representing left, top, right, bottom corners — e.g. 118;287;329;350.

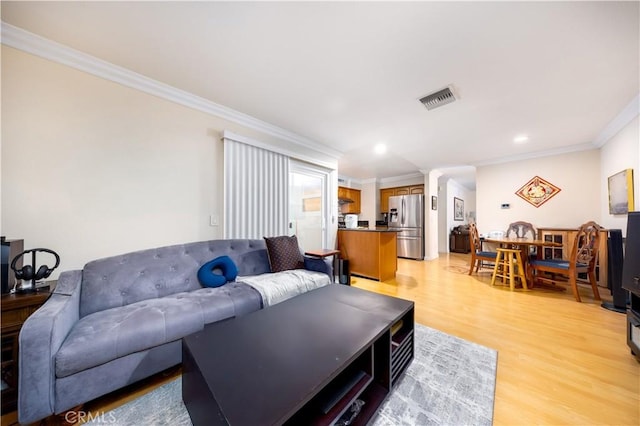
468;223;497;275
528;221;602;302
505;221;536;239
506;221;537;257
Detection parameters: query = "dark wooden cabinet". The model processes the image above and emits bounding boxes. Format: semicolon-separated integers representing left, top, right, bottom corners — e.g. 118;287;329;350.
450;226;471;253
1;283;55;414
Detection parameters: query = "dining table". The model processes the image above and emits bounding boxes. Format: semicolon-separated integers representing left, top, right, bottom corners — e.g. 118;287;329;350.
482;236;563;288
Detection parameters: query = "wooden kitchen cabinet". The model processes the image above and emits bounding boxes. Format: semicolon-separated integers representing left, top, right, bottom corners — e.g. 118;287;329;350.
338;186;361;214
380;188;395;213
379;185;424;212
338;186;348;200
337;229;397;281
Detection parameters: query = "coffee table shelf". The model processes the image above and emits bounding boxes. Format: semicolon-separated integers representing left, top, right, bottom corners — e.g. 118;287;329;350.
391;321;414;387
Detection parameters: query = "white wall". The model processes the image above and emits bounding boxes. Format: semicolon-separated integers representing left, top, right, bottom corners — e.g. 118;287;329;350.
476;149;601;235
1;46;334;276
437;178;448;252
337;176;362;190
359;179;378;227
379;174;424;189
424;171;440;260
599;116;639;235
436;177;475;252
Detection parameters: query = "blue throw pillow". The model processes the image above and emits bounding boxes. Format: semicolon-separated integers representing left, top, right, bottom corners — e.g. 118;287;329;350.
197;256;238;288
304;257;330;276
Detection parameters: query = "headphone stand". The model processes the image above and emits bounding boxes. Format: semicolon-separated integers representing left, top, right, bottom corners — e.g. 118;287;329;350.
11;249;60;294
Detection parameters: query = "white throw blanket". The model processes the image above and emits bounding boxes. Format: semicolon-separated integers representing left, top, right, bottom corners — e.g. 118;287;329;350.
238;269;332;307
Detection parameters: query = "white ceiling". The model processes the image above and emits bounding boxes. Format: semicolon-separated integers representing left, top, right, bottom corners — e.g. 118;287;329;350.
2;2;639;190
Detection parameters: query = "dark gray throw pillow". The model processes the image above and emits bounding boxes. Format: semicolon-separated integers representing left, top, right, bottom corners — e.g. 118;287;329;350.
264;235;304;272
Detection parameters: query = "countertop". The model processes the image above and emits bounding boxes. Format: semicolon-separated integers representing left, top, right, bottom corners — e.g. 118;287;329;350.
338;227;398;232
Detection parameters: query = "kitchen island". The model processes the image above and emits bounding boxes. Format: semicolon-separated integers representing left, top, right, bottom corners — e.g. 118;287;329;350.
337;228;398;281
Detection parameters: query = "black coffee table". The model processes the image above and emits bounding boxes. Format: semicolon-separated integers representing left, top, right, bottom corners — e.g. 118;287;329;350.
182;284;414;426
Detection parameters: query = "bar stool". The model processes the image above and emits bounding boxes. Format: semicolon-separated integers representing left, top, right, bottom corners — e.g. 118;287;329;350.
491;248;528;291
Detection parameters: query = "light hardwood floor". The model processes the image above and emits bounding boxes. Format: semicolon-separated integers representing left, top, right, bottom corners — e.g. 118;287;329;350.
3;253;638;425
353;253;639;425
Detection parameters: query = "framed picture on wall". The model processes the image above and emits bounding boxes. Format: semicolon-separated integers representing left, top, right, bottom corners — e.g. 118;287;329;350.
431;196;437;210
454;197;464;221
608;169;635;214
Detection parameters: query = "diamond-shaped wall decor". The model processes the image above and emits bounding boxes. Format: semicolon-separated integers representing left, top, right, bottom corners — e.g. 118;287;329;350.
515;176;561;208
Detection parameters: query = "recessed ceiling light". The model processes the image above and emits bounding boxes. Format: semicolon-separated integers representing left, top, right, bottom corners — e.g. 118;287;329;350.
513;135;529;144
374;143;387;154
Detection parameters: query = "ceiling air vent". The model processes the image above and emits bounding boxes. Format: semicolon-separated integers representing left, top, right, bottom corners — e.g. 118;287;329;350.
419;86;457;111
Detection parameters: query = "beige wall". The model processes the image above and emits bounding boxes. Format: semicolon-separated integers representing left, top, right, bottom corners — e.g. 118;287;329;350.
4;42;637;277
600;116;639;235
359;179;378;226
379;175;424;189
436;177;476;253
0;46;332;275
476;149;601;235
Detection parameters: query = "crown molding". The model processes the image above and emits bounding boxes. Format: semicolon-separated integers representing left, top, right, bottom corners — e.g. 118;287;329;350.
593;93;640;148
472;142;596;167
379;172;425;185
222;131;337;170
337;175;361;185
1;21;341;161
338;176;402;186
359;178;378;185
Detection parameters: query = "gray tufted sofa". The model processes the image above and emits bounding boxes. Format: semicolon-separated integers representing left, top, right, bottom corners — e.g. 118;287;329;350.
18;238;332;424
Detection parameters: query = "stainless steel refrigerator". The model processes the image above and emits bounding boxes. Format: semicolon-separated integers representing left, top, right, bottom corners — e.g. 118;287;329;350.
388;194;424;260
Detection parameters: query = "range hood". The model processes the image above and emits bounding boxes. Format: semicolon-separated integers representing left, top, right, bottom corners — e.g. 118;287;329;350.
338;197;354;204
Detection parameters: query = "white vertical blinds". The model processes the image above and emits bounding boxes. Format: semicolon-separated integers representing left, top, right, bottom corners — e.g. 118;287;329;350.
223;137;289;239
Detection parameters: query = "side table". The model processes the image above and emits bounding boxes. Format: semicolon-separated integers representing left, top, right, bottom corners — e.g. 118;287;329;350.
304;249;343;284
1;281;56;415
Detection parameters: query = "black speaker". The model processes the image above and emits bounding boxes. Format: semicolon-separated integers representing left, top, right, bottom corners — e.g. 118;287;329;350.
602;229;627;313
338;259;351;285
623;212;640;295
1;237;24;294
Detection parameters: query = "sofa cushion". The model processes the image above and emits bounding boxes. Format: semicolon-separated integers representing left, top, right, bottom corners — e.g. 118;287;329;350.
197;256;238;288
264;235;304;272
180;282;262;323
79;239;271;318
55;281;263;378
56;295;205;378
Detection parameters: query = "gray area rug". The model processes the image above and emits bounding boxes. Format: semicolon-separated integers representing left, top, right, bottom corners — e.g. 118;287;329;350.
90;324;497;426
